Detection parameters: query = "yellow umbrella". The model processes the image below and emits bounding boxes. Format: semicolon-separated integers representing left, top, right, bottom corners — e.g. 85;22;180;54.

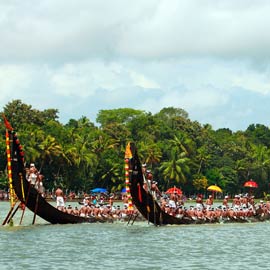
207;185;222;193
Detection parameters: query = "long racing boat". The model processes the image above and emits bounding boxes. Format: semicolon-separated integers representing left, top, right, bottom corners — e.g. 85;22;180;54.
126;142;270;226
3;117;107;224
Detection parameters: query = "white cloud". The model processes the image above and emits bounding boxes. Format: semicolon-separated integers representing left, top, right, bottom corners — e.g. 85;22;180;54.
1;1;270;130
1;0;270;63
232;71;270;95
0;65;32;100
129;70;160;89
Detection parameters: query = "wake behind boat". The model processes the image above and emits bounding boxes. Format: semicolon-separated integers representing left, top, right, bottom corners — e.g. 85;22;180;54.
126;142;270;226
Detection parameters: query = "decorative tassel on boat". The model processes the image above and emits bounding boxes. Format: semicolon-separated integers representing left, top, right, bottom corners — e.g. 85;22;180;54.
3;114;13;131
124;143;133;212
5;130;16;208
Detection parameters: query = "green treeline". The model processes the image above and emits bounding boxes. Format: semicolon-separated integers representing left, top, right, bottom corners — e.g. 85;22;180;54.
1;99;270;197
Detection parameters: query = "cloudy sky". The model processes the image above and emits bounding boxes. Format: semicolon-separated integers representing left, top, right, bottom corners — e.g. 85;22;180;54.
1;0;270;131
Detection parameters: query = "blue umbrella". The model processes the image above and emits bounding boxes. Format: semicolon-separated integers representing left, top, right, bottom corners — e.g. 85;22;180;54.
91;188;107;193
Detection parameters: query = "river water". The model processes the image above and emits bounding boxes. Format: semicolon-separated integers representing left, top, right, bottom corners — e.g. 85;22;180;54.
0;201;270;270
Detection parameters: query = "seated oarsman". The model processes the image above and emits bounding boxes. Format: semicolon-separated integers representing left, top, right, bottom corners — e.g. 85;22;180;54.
232;195;241;210
221;206;229;220
228;208;237;220
73;207;80;216
164;204;170;214
205;208;214;221
93;205;101;217
249;205;256;216
177;194;185;206
196;208;205;220
120;205;129;219
115;205;122;219
101;205;112;218
175;205;184;218
215;207;222;220
110;206;119;219
186;206;197;220
167;206;175;216
242;206;249;219
262;203;269;216
240;194;248;208
122;194;128;208
266;201;270;212
222;196;229;208
160;197;168;210
236;208;245;219
79;205;88;217
248;196;255;207
66;205;74;215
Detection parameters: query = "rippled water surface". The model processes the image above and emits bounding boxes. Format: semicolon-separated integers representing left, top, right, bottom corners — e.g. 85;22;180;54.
1;201;270;270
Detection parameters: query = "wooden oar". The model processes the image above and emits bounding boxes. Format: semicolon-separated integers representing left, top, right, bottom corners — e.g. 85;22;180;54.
152;197;157;226
7;203;21;224
20;182;31;225
2;204;15;225
32;193;39;225
131;213;139;225
126;213;133;225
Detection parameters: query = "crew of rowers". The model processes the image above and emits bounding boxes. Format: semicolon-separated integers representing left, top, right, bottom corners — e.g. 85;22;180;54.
26;161;270;222
142;163;270;222
159;193;270;222
65;202;139;221
55;191;141;221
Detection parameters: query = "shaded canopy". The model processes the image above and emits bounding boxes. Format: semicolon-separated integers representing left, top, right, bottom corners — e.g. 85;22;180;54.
207;185;222;193
91;188;107;193
243;180;258;188
165;187;182;195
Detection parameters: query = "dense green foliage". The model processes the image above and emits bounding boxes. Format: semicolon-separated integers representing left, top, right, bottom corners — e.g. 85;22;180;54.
1;100;270;197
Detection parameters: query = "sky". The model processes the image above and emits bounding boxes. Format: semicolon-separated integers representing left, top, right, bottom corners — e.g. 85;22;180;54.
1;0;270;131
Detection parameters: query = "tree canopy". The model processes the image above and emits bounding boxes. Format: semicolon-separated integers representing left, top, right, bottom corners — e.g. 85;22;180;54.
1;99;270;197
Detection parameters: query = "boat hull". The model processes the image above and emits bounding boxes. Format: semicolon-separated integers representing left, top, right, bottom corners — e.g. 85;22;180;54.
10;130;101;224
127;142;268;226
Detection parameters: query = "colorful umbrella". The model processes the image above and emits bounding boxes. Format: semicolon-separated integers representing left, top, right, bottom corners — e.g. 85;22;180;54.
207;185;222;193
243;180;258;188
165;187;182;195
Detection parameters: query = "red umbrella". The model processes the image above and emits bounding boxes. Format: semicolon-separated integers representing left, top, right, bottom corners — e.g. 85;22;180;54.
243;180;258;188
165;187;182;195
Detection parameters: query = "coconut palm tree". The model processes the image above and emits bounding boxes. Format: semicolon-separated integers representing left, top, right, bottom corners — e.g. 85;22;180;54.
160;148;190;188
